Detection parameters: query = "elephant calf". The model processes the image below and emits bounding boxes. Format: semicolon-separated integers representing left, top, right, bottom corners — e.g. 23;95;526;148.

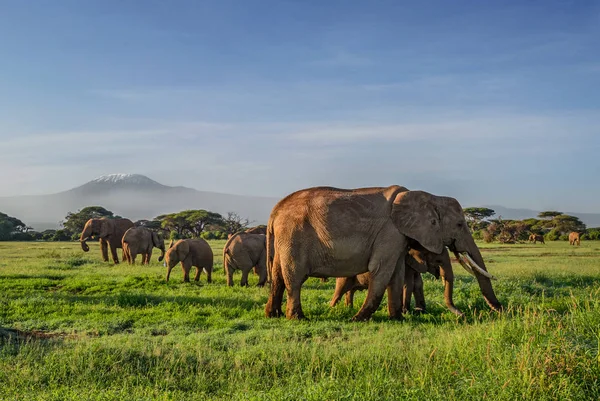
569;232;581;246
223;233;267;287
122;227;165;265
165;239;214;283
330;248;464;316
528;234;545;244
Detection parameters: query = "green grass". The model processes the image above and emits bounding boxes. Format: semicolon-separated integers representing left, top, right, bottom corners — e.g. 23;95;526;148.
0;240;599;400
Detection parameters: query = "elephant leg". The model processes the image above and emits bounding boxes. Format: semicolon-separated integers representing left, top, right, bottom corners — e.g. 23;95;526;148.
225;261;235;287
182;262;191;282
402;269;415;314
413;272;426;313
284;274;308;320
194;266;201;282
265;253;285;318
240;269;250;287
109;244;119;264
166;264;174;282
256;258;267;287
100;240;109;262
146;250;152;265
130;252;137;265
353;227;404;322
206;267;212;283
330;277;355;307
346;290;355;307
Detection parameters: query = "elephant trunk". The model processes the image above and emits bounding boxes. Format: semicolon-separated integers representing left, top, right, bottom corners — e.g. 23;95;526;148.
80;240;90;252
463;242;503;312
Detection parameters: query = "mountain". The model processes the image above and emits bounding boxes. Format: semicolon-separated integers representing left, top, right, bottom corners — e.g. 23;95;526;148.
0;174;279;231
483;205;600;228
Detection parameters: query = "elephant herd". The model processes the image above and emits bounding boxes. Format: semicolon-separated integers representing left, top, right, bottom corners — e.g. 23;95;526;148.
528;232;582;246
78;185;504;322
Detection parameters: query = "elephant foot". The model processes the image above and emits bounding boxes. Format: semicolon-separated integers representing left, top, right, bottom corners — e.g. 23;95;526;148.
413;308;425;315
351;311;373;322
265;306;283;318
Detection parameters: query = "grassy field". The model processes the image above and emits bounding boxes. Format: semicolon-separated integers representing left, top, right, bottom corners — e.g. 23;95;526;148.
0;240;599;400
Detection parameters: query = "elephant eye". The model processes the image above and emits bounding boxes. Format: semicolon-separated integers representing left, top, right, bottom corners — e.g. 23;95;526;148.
457;222;463;227
431;219;436;225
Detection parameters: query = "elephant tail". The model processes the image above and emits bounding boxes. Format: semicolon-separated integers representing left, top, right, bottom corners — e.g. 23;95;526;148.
266;218;275;283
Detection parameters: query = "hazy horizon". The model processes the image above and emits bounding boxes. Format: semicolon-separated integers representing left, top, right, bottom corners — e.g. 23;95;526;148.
1;1;599;213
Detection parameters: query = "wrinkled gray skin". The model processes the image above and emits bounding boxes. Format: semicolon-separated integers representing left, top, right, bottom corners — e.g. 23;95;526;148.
223;233;267;287
265;186;502;321
80;218;134;264
165;239;213;283
122;227;165;265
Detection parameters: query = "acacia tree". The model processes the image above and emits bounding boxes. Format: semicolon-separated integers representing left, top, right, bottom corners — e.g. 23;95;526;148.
463;207;495;231
156;210;224;238
0;212;30;240
538;211;563;220
62;206;117;235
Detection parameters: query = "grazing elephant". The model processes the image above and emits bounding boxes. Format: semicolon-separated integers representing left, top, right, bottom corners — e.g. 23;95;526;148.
122;227;165;265
569;232;581;246
223;233;267;286
164;239;213;283
528;234;545;244
265;186;501;321
80;218;134;264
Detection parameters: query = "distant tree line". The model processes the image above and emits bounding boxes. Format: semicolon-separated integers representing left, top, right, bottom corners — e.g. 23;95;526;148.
463;208;598;243
0;206;258;241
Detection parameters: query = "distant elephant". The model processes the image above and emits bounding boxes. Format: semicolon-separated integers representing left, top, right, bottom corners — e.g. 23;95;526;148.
80;218;134;264
265;186;501;321
223;233;267;286
122;227;165;265
164;239;213;283
329;247;465;316
569;232;581;246
528;234;545;244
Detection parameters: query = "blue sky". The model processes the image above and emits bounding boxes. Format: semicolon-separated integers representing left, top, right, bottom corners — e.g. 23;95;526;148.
0;1;599;212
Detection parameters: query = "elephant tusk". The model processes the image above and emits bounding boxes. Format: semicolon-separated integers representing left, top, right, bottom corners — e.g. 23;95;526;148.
163;261;167;267
463;253;497;280
456;253;476;277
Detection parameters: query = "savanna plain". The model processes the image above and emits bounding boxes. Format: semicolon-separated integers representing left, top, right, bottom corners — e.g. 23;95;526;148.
0;240;599;400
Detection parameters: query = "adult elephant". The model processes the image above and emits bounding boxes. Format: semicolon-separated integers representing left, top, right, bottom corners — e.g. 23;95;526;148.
80;218;134;264
122;227;166;265
569;232;581;246
528;234;545;244
265;186;501;321
245;225;267;235
164;239;214;283
329;247;466;316
223;233;267;287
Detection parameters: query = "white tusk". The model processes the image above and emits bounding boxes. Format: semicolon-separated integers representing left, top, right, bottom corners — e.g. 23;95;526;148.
163;261;167;267
463;253;497;280
457;254;476;277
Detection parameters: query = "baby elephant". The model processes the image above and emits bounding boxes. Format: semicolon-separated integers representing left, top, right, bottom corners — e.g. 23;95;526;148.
568;232;581;246
223;233;267;287
165;239;214;283
528;234;545;244
329;248;443;314
122;227;165;265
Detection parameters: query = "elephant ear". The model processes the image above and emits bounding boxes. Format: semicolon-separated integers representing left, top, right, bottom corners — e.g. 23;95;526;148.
152;232;163;248
99;219;112;238
176;240;190;262
392;191;444;255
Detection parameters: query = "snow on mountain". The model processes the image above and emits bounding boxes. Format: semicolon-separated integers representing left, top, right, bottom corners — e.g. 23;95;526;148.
89;173;160;185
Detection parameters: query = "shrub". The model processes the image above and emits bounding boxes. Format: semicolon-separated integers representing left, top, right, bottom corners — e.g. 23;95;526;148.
545;229;561;241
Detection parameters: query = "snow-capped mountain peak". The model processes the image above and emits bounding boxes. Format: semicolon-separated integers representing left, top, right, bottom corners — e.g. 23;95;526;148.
89;174;159;185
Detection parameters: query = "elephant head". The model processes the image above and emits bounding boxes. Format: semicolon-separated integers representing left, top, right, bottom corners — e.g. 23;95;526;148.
79;218;112;252
152;231;166;262
164;240;190;282
392;191;502;312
